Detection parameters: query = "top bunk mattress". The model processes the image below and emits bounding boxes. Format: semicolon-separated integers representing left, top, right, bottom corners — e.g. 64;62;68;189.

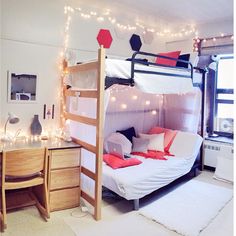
68;59;202;95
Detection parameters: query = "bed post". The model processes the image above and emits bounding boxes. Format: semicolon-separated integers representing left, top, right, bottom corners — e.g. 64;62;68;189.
94;46;105;220
200;68;208;171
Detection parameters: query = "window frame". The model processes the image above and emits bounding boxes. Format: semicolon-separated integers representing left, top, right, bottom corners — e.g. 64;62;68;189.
212;55;234;137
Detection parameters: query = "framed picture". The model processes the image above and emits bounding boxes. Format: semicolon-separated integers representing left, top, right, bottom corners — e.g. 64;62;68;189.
7;71;38;103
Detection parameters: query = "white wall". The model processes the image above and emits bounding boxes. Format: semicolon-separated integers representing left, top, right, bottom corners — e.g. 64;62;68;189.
165;19;233;53
0;0;166;136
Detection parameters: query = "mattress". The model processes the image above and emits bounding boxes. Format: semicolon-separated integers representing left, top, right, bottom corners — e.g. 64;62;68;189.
70;59;202;94
102;131;203;200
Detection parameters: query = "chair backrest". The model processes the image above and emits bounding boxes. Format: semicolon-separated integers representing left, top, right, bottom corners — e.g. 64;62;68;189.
2;147;47;177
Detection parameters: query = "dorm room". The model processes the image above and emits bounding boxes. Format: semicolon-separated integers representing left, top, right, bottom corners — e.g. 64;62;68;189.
0;0;234;235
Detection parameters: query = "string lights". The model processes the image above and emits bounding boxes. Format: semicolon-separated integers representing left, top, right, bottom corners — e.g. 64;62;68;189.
63;5;197;39
193;34;234;53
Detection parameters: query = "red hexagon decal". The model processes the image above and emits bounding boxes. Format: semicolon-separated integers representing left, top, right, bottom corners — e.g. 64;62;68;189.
97;29;113;49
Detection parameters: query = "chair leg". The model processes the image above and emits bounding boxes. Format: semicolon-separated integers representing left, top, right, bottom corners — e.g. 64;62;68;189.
1;187;7;231
43;182;50;219
31;183;50;221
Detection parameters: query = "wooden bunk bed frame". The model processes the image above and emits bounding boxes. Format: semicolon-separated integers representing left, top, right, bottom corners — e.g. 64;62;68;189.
61;46;207;220
61;47;105;220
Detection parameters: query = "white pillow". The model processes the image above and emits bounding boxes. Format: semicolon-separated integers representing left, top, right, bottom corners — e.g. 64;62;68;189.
139;133;164;152
104;132;132;154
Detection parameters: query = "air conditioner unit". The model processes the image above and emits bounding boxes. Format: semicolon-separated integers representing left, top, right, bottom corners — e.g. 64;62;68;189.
203;139;233;168
217;118;234;133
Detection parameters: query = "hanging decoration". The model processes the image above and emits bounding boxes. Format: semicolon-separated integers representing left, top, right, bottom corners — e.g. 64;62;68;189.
96;29;113;48
129;34;142;51
142;30;154;44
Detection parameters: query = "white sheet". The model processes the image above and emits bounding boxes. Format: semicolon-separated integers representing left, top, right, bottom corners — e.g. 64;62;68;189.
106;59;194;94
102;131;203;200
70;59;202;94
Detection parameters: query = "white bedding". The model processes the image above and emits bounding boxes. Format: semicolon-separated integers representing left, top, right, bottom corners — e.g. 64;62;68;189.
70;59;202;94
106;59;195;94
102;131;203;200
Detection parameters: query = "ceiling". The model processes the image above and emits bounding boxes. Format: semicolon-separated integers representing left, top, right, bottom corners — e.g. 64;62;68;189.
84;0;233;26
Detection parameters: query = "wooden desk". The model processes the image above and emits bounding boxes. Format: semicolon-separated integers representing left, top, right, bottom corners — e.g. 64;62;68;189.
0;138;81;212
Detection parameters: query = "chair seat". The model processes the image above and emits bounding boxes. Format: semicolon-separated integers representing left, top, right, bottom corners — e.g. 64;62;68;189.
4;176;44;190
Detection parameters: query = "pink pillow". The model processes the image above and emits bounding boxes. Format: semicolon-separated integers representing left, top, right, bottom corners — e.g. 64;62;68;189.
103;154;142;169
148;127;177;152
155;51;181;67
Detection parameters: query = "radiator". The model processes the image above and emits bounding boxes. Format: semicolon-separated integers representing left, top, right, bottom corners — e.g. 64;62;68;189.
203;139;234;168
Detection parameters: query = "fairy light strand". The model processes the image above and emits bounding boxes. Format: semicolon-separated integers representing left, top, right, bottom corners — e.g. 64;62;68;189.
64;5;197;38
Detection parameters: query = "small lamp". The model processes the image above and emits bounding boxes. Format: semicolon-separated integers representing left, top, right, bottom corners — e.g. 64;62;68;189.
1;112;20;141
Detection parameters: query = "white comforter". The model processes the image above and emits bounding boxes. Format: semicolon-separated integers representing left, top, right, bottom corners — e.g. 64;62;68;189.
70;59;202;94
106;59;195;94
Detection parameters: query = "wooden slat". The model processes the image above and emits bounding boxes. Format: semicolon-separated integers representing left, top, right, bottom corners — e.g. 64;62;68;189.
94;46;105;220
71;137;96;154
64;89;98;98
81;166;96;180
65;112;97;126
81;190;95;206
67;61;98;73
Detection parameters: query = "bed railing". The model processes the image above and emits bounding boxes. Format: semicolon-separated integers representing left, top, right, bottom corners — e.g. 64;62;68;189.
131;51;194;84
105;50;194;89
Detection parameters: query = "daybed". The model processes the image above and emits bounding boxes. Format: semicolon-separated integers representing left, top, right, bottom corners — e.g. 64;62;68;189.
102;130;203;209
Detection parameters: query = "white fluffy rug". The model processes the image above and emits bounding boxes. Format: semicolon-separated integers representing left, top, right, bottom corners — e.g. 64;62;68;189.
139;179;233;236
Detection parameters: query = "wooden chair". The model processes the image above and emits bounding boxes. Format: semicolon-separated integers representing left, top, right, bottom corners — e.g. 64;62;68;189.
0;147;50;231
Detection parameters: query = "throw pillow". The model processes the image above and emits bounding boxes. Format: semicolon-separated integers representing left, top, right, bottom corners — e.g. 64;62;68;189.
132;137;149;153
148;127;177;153
155;51;181;67
103;154;142;169
176;54;190;68
139;133;164;152
116;127;136;143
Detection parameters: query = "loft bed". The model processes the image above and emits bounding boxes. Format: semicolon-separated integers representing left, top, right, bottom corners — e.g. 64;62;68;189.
62;47;207;219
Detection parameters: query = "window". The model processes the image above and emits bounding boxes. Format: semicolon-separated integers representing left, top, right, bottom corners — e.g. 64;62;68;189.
214;55;234;136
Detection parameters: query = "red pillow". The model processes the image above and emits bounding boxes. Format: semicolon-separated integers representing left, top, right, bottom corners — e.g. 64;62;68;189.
148;127;177;153
155;51;181;67
103;154;142;169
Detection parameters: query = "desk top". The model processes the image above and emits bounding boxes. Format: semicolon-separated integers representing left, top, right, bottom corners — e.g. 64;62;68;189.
0;137;81;152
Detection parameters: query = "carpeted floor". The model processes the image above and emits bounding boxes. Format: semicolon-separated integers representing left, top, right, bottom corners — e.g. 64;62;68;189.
2;171;233;236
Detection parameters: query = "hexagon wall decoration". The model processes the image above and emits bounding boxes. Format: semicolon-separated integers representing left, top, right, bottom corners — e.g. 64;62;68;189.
143;31;154;44
97;29;113;49
129;34;142;51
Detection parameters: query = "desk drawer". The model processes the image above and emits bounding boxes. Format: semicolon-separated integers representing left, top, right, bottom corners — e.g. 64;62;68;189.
50;187;80;211
51;148;80;169
50;168;80;190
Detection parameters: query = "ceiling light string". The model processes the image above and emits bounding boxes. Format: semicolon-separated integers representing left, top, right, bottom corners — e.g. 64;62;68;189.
65;5;197;38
